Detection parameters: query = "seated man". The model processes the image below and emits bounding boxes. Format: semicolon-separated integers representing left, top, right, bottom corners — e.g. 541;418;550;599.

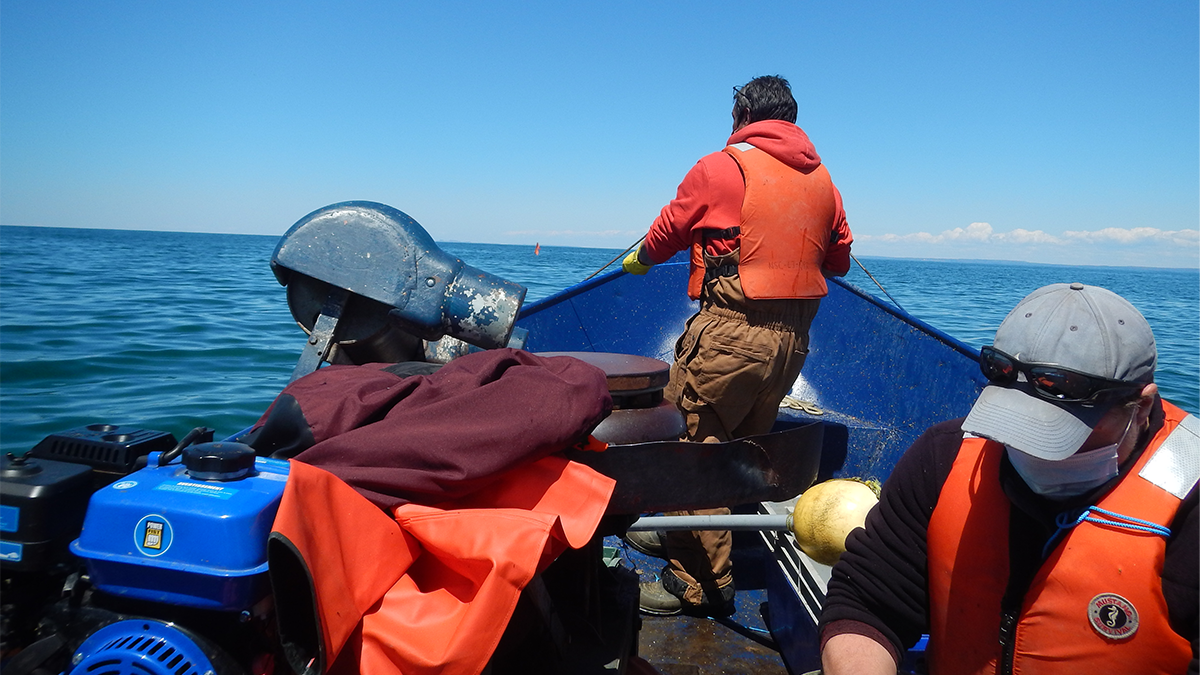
819;282;1198;674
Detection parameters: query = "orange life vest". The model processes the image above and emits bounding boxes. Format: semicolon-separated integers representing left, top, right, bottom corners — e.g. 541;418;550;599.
686;142;838;300
926;401;1196;674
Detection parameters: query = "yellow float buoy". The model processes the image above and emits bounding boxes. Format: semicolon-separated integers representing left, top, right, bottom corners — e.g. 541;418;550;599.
789;478;879;566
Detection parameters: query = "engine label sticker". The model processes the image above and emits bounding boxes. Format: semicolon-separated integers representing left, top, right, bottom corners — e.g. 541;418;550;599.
0;540;22;562
135;515;173;557
155;480;236;499
0;505;18;533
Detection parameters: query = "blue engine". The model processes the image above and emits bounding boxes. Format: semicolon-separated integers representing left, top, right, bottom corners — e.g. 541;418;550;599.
1;435;289;675
68;619;227;675
71;446;289;611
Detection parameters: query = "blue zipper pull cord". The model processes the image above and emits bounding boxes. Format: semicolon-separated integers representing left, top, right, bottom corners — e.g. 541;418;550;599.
1042;506;1172;559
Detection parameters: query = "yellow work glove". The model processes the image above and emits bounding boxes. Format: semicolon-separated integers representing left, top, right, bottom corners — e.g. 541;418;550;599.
622;248;652;275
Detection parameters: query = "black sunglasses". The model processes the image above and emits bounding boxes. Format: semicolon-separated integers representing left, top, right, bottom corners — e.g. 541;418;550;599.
732;86;750;113
979;345;1144;404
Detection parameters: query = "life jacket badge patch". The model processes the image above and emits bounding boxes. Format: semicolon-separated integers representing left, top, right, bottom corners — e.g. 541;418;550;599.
1088;593;1139;640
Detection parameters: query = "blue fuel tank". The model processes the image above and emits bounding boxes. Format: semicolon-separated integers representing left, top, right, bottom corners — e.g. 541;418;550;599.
70;443;290;611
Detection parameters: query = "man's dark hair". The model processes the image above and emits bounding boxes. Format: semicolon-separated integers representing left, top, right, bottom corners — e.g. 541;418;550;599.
733;75;797;124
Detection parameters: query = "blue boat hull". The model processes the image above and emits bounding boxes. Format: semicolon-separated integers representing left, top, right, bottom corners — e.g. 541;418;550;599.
518;253;987;673
519;253;986;482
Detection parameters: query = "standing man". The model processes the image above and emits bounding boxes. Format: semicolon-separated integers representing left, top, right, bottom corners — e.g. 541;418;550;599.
622;75;853;615
819;283;1198;674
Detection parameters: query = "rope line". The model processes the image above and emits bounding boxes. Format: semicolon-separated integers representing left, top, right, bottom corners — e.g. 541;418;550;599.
851;253;906;313
584;236;645;281
1043;505;1171;558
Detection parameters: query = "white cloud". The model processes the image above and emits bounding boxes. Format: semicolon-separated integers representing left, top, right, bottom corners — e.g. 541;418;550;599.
996;228;1062;245
859;222;1010;244
865;223;995;244
944;222;995;242
1061;227;1199;246
858;223;1198;248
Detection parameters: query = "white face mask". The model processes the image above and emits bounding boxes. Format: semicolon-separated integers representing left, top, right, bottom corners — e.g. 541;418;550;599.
1005;414;1134;499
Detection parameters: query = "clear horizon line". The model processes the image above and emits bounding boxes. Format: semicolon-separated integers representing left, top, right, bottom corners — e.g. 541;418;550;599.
2;222;1197;271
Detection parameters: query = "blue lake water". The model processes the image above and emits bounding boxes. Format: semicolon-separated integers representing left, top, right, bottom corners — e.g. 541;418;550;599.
1;225;1196;454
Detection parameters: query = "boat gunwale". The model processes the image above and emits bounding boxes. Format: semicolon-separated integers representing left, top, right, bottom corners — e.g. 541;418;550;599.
519;260;983;366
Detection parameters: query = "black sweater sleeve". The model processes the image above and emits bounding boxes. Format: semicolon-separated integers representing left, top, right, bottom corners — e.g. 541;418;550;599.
1163;484;1199;675
817;418;964;655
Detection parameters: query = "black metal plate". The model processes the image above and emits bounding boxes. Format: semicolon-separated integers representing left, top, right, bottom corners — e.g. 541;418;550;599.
565;423;823;514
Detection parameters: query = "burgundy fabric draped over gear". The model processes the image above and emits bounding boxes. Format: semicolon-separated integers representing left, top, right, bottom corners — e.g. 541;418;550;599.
252;348;614;509
250;349;618;675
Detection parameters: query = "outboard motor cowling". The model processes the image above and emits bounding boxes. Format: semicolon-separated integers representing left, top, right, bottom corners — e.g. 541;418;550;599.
272;201;527;380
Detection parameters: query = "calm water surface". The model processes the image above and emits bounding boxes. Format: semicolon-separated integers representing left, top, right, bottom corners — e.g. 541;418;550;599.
1;225;1195;454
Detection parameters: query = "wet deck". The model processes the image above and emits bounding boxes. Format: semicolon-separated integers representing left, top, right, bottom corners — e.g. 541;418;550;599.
609;530;795;674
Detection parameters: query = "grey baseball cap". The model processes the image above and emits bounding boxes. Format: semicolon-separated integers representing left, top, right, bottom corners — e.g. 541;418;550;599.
961;282;1155;460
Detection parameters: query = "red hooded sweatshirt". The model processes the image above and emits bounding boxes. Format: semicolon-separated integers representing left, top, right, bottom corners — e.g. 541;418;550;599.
641;119;853;276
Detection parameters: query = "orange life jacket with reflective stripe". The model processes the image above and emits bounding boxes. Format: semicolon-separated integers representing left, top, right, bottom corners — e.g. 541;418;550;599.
926;401;1196;675
686;143;837;300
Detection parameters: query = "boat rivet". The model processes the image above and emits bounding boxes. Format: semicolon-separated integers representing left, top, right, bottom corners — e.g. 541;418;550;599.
308;336;318;345
426;277;436;287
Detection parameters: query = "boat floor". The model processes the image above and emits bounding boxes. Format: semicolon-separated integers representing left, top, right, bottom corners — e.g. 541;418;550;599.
608;530;793;674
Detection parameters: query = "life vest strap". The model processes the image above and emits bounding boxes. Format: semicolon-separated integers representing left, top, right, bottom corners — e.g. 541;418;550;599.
704;226;741;240
704;263;739;282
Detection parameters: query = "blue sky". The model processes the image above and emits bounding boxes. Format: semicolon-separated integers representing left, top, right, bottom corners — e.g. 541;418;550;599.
2;1;1197;267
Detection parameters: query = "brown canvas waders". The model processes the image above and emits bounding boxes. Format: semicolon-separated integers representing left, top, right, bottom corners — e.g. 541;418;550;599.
661;255;820;604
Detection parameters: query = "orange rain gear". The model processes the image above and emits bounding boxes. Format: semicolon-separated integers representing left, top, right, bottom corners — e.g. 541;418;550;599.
269;456;615;675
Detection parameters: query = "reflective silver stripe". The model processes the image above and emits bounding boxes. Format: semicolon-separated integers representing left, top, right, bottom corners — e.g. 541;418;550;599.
729;142;756;152
1139;413;1200;499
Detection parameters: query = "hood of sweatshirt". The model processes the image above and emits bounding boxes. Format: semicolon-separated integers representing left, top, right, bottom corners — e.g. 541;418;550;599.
727;119;822;172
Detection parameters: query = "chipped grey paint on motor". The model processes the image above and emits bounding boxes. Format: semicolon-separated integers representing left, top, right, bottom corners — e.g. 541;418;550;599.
424;335;474;364
446;276;525;348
